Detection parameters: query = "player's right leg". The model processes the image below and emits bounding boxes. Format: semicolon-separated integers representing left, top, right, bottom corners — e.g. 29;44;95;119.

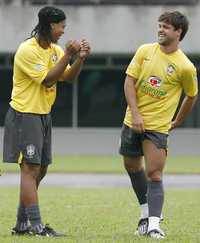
119;124;148;236
3;107;29;235
3;108;47;236
123;156;149;236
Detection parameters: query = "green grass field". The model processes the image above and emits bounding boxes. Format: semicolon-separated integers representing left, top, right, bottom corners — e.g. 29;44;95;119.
1;155;200;174
1;187;200;243
1;155;200;242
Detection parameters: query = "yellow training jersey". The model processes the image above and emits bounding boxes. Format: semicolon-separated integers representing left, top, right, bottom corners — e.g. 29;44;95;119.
124;43;198;134
10;37;69;114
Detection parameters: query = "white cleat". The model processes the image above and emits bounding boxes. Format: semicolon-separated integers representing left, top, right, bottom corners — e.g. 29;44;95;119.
147;228;165;239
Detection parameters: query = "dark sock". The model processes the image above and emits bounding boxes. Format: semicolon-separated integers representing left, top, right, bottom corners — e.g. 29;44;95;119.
25;205;43;231
15;203;28;231
128;170;147;204
147;180;164;217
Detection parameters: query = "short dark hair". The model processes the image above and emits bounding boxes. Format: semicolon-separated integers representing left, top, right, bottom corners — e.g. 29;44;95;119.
158;11;189;41
31;6;66;42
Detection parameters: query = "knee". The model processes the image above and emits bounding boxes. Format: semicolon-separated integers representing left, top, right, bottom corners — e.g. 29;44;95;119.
21;162;40;180
123;160;143;172
147;169;162;181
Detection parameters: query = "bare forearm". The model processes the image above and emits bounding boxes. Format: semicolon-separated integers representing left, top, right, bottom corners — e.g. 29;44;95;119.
124;75;139;113
43;39;81;88
61;57;85;83
43;54;71;88
124;75;144;132
174;95;197;125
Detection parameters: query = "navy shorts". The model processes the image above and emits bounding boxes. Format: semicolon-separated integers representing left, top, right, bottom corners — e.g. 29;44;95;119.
3;107;52;165
119;124;168;157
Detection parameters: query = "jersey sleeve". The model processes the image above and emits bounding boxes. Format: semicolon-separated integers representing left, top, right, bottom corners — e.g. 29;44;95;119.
14;44;48;85
181;65;198;97
126;45;146;79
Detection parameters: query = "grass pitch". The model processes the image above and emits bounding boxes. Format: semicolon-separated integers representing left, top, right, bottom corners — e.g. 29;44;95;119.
0;187;200;243
1;155;200;174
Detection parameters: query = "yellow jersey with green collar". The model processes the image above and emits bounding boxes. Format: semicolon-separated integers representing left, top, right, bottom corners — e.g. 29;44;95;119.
10;37;69;114
125;43;198;134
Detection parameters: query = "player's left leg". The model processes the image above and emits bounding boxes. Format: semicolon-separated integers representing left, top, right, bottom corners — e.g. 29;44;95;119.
12;202;29;235
143;139;166;239
12;165;48;235
36;113;52;188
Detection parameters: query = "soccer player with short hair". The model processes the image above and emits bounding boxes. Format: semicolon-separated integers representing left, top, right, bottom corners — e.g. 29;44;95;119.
3;6;90;237
119;11;198;239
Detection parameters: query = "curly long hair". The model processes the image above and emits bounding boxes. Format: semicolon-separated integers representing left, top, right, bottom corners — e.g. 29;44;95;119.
31;6;66;43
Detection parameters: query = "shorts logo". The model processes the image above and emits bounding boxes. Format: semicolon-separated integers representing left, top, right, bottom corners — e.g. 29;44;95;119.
26;144;35;158
148;76;162;88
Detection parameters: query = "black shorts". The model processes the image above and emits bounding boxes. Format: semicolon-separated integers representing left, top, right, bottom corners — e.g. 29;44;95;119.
3;107;52;165
119;124;168;157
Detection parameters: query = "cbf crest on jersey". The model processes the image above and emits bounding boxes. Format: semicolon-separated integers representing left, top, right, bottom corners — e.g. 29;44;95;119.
148;76;162;88
51;53;58;62
166;64;175;75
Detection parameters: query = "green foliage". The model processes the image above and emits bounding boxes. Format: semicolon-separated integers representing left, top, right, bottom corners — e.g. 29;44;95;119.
0;188;200;242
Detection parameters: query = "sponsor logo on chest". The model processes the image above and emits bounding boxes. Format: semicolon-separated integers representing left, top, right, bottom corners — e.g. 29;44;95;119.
140;76;167;99
148;76;162;88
